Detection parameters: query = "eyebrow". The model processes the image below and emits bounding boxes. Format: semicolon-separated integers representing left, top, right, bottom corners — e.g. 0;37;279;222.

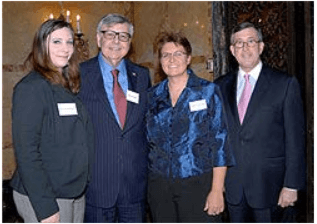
51;37;73;40
102;29;129;33
163;50;185;53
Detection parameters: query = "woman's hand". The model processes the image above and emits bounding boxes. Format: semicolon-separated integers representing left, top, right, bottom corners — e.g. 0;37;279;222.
204;189;224;216
204;166;227;216
41;212;60;223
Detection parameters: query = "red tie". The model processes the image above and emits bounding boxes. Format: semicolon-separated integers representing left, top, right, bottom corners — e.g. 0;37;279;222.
111;69;127;128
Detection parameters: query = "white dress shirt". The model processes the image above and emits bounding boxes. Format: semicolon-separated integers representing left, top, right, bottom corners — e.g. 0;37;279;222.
236;61;262;105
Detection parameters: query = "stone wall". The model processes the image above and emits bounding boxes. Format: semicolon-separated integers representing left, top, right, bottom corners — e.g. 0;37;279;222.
2;1;213;179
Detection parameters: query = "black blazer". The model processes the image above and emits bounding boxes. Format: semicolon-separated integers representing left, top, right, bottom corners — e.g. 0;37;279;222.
10;71;94;221
79;56;151;208
215;64;306;209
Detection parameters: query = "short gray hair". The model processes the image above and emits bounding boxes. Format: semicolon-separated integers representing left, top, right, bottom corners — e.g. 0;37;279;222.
96;13;134;37
230;22;263;45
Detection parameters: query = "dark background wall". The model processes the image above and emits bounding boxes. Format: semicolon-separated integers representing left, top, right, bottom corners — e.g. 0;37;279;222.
212;2;314;222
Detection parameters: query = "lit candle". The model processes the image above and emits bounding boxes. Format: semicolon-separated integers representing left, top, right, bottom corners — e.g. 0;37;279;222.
49;13;54;19
76;15;82;34
66;10;70;23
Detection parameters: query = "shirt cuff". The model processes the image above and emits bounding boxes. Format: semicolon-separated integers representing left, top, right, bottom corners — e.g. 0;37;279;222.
284;187;297;192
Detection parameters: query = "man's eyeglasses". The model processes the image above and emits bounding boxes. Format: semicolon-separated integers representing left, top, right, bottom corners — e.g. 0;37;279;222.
161;51;187;60
100;30;131;42
233;39;260;48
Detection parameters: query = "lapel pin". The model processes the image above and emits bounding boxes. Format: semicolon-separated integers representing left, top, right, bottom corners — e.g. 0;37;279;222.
132;72;137;76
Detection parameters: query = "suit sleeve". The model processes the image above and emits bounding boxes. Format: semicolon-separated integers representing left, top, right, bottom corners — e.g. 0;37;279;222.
12;82;59;221
283;76;306;190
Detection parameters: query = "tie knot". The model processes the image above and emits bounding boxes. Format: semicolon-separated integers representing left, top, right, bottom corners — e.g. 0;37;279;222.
244;74;250;81
111;69;119;79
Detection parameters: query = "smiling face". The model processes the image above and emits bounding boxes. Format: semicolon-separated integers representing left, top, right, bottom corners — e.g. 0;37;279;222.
47;27;74;72
230;27;264;73
97;22;131;67
160;42;191;78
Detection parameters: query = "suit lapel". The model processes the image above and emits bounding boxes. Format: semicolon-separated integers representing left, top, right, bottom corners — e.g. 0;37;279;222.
226;72;241;127
85;57;118;123
242;66;271;127
123;59;139;132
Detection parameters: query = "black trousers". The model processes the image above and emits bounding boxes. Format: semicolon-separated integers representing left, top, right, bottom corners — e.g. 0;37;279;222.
227;199;273;223
226;191;294;223
84;201;145;223
227;197;297;223
148;172;222;223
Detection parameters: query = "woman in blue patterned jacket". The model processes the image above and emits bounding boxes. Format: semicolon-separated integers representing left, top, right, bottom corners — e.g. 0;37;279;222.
146;32;235;222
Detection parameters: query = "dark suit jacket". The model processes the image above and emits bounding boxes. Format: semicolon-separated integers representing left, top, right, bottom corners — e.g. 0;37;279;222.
215;64;305;209
79;56;151;208
11;71;94;221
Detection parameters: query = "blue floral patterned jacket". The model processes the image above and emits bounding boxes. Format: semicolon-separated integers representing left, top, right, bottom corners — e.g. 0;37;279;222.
146;69;235;179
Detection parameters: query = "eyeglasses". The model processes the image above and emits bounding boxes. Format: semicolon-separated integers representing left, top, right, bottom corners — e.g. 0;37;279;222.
161;51;187;60
233;39;260;48
100;30;131;42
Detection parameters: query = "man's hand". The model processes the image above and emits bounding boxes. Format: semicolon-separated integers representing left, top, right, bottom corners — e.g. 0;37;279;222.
278;187;297;208
41;212;60;223
204;190;224;216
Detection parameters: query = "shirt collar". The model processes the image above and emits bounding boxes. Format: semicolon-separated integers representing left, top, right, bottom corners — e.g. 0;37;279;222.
156;68;196;104
238;61;262;81
185;68;200;88
98;52;126;74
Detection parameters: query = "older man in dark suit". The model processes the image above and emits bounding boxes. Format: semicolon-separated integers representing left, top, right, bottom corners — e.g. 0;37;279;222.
79;13;151;222
215;22;305;222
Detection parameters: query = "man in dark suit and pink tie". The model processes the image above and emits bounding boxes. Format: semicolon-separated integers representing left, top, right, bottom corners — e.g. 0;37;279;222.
79;13;151;222
215;22;305;222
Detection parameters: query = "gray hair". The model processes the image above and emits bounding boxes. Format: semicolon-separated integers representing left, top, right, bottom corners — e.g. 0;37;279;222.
96;13;134;37
230;22;263;44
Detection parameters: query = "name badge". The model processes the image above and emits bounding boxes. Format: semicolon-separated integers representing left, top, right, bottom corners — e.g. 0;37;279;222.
126;90;139;104
57;103;78;116
189;99;207;112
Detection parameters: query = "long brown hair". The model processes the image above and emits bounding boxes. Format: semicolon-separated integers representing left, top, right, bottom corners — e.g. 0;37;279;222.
24;19;80;93
153;32;192;84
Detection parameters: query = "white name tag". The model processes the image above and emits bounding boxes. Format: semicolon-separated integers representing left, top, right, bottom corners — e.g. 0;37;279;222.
57;103;78;116
126;90;139;104
189;99;207;112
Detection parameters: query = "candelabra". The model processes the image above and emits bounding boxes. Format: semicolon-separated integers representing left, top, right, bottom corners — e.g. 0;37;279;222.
48;4;89;63
75;32;89;63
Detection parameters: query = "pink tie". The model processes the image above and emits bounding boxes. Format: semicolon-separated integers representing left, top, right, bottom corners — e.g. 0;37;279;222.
111;69;127;128
238;74;252;123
